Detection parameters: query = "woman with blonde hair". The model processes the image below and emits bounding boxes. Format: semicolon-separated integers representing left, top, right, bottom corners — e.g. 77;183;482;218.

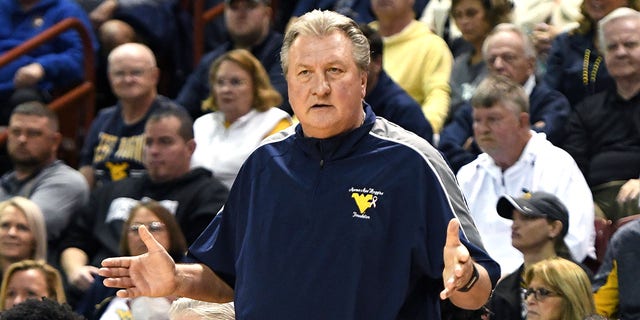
191;49;292;189
0;197;47;275
0;259;66;310
524;257;597;320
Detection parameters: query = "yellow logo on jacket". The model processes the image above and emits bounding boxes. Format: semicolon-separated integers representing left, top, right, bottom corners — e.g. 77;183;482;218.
349;187;383;219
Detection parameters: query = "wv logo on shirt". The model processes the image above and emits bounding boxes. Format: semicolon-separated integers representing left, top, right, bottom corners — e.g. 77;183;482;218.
349;187;384;220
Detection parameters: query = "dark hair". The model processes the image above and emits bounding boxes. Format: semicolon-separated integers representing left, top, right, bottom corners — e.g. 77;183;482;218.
574;0;640;35
358;23;383;59
147;107;194;142
119;200;187;261
11;101;59;132
0;298;82;320
451;0;514;28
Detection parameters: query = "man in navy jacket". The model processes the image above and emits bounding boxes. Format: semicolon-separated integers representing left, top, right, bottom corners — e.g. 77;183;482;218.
439;23;570;172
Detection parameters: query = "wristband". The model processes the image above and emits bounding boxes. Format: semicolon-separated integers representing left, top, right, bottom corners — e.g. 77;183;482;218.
457;263;479;292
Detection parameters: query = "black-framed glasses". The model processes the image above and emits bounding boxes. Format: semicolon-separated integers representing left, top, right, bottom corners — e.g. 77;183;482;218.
524;287;561;301
128;221;166;234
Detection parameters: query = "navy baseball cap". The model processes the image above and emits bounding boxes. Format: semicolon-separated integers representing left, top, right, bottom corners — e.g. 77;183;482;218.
497;191;569;236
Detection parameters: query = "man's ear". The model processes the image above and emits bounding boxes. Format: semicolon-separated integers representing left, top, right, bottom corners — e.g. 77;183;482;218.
51;132;62;152
519;112;530;128
187;139;196;155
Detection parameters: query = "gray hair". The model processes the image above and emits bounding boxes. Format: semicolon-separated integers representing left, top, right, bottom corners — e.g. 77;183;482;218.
169;298;235;320
598;7;640;56
482;23;536;61
280;10;370;75
471;74;529;115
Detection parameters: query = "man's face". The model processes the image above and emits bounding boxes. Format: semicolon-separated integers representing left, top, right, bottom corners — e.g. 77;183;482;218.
485;31;535;85
371;0;414;19
286;31;367;139
7;114;59;168
108;53;158;101
224;0;270;47
602;17;640;81
143;116;195;182
472;102;524;156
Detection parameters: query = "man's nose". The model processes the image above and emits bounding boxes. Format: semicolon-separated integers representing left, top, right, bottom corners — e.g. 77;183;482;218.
311;74;331;96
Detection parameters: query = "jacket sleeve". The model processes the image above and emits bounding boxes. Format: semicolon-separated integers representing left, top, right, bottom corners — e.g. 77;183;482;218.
593;259;619;317
420;35;453;133
542;33;568;92
438;103;478;173
529;85;571;146
561;102;591;180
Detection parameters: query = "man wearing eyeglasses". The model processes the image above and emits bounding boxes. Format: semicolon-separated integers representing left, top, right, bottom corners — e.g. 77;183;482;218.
60;107;228;309
175;0;290;119
78;42;185;189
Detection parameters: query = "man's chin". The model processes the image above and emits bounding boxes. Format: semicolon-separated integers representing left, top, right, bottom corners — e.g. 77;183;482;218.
9;158;40;168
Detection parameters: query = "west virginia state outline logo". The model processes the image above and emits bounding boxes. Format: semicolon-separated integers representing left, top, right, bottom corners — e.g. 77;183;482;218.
349;187;384;219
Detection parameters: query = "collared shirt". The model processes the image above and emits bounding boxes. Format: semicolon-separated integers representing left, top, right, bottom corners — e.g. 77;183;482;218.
457;132;595;275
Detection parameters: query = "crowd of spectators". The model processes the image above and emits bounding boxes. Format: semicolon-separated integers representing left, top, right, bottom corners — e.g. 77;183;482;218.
3;0;640;319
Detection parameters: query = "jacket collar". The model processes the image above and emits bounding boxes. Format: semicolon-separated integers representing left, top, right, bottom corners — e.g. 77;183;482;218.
293;103;375;163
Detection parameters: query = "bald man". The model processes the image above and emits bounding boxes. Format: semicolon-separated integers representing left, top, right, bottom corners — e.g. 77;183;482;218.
79;43;184;188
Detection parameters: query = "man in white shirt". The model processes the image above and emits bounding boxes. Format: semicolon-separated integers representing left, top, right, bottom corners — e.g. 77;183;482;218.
456;74;595;275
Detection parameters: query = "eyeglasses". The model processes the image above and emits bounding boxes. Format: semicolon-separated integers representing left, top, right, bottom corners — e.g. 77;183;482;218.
128;221;166;234
524;287;561;301
109;68;153;79
213;77;248;88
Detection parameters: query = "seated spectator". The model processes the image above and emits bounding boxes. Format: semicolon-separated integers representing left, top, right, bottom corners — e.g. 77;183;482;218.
0;259;66;310
439;23;570;172
0;0;98;124
169;298;235;320
524;257;598;320
86;0;191;104
447;0;512;114
593;218;640;319
488;191;592;319
419;0;582;62
369;0;454;132
359;24;433;143
0;197;47;276
0;297;83;320
76;200;186;319
0;102;89;265
513;0;582;71
79;42;184;189
456;75;594;275
543;0;640;107
191;49;291;189
60;107;227;305
176;0;289;118
563;7;640;221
